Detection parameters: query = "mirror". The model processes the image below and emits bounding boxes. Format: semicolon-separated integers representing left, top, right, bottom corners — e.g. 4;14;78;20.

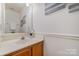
4;3;33;33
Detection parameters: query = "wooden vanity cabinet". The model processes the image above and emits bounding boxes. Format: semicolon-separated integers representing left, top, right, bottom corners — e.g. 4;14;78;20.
13;47;31;56
32;41;43;56
5;47;31;56
5;41;43;56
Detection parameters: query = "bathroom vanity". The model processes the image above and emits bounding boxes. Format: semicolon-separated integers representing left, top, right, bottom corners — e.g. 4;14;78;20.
0;3;44;56
0;34;44;56
5;41;43;56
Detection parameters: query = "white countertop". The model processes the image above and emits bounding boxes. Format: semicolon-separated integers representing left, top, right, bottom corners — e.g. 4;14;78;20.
0;34;44;56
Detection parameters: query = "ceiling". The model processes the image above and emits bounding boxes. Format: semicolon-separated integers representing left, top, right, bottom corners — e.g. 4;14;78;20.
5;3;26;13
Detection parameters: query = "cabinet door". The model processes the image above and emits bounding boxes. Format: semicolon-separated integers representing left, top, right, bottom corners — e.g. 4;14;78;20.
13;47;31;56
32;41;43;56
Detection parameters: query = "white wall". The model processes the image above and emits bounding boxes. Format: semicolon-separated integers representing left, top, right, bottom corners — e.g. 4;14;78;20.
33;3;79;56
0;3;5;33
0;3;4;33
0;3;2;33
33;4;45;33
0;3;5;42
44;36;79;56
33;3;79;36
0;4;2;25
0;3;2;42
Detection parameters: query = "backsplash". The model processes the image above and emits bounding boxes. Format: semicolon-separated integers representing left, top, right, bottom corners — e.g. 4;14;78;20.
0;33;26;43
